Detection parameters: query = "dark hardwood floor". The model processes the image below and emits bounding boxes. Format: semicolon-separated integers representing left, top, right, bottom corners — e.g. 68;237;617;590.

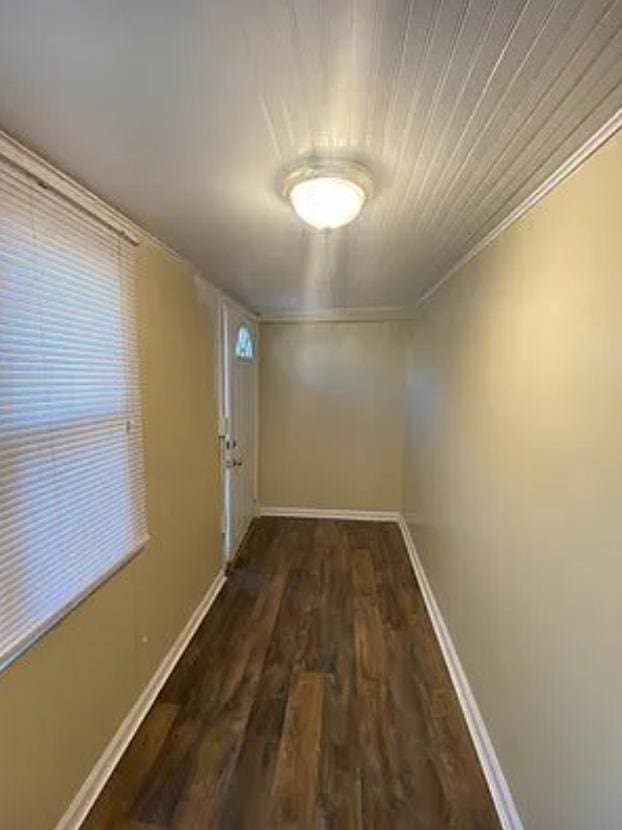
82;518;500;830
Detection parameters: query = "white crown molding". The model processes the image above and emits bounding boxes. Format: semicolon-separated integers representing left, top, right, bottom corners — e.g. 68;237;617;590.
396;516;524;830
0;129;142;243
54;570;227;830
222;292;259;322
258;109;622;321
258;505;401;521
0;129;259;316
257;306;416;324
418;107;622;307
5;105;620;320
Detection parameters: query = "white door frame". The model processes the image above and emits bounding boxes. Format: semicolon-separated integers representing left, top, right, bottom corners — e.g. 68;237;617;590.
218;293;258;562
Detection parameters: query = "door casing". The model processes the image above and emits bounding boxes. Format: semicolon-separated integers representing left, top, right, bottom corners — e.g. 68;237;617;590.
219;296;258;561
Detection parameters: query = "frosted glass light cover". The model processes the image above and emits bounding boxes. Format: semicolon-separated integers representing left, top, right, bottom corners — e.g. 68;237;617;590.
282;160;373;231
289;175;366;230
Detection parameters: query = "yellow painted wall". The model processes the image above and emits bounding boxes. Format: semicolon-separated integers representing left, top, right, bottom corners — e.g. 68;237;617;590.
259;320;407;512
0;240;223;830
402;130;622;830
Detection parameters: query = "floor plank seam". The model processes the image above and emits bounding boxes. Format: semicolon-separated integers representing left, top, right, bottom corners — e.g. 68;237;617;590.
79;517;503;830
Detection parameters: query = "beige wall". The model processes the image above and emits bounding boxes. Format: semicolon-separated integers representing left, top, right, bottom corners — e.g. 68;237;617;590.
259;321;407;512
1;128;618;830
402;130;622;830
0;240;223;830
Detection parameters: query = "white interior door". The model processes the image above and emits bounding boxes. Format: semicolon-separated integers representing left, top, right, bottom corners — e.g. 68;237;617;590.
222;299;257;559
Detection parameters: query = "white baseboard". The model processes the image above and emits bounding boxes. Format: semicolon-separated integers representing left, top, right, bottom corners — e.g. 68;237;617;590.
54;516;521;830
258;505;401;522
55;569;227;830
396;516;523;830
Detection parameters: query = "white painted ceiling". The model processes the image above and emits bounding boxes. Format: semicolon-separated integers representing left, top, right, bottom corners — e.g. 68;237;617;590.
0;0;621;312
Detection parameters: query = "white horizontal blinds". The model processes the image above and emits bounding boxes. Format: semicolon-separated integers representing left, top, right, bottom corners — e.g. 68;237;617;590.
0;160;147;668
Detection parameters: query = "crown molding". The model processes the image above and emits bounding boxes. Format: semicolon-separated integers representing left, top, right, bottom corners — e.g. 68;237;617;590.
0;129;143;243
257;305;417;323
6;103;620;320
261;108;622;320
418;107;622;307
0;128;260;316
0;129;205;273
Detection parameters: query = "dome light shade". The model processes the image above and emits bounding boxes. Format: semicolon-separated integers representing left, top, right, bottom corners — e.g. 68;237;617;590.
282;160;373;230
289;176;365;230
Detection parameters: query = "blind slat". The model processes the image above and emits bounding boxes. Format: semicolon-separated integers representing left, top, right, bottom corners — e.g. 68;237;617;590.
0;162;147;670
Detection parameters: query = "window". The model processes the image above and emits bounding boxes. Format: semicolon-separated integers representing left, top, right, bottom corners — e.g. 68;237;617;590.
235;323;254;360
0;160;147;670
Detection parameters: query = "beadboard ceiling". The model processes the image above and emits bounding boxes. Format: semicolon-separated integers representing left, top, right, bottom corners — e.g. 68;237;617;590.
0;0;621;312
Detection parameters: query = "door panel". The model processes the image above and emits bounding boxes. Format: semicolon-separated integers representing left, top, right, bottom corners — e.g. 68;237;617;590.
222;300;257;559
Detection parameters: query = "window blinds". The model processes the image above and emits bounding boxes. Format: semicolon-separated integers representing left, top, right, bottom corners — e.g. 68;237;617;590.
0;160;148;669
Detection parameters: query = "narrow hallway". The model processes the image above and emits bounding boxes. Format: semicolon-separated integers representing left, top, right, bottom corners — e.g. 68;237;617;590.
83;518;499;829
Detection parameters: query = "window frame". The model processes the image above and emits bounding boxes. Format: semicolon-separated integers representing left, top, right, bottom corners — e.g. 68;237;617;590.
0;158;148;672
234;323;255;361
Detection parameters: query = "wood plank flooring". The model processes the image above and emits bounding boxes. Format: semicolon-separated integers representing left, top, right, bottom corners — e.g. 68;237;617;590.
82;518;500;830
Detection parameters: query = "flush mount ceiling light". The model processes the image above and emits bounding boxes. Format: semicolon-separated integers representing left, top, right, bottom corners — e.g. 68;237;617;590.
282;159;374;230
